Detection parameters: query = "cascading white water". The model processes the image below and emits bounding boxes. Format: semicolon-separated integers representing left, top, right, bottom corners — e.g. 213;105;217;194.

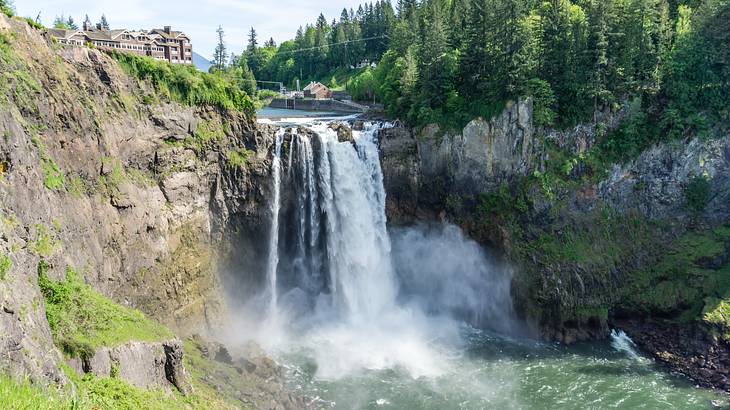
260;119;518;379
265;128;285;317
266;122;397;322
248;117;725;409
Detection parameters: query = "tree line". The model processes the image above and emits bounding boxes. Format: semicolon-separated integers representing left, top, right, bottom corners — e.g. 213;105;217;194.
239;1;397;89
242;0;727;147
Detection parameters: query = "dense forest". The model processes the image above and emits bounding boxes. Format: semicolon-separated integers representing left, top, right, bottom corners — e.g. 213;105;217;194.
239;0;727;148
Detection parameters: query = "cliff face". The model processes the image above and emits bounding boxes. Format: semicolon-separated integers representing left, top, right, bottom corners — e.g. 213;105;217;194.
380;96;730;390
0;15;275;385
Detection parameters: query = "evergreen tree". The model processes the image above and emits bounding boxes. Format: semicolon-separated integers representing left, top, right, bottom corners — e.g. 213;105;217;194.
83;14;91;30
246;27;258;53
53;15;70;29
213;25;228;71
66;16;78;30
99;14;110;30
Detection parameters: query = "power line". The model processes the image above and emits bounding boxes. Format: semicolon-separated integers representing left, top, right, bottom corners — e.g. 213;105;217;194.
274;35;389;56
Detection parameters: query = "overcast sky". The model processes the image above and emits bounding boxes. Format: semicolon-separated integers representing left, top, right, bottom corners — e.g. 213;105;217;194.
16;0;367;60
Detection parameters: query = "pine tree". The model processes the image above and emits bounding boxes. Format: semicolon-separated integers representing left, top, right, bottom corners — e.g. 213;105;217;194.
417;0;454;112
66;16;78;30
246;27;258;53
99;14;110;30
264;38;276;48
213;25;228;71
83;14;91;30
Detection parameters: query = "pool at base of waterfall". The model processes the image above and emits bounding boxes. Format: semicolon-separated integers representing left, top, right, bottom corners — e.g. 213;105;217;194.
246;117;727;410
278;327;726;409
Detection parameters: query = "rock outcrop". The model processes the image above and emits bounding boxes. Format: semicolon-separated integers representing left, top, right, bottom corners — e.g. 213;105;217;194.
381;98;541;225
67;339;193;394
0;14;276;388
378;93;730;390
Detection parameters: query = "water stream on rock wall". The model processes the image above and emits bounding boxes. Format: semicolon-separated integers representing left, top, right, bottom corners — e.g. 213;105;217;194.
243;116;726;409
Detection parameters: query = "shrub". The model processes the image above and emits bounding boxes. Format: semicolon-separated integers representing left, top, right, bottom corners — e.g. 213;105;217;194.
30;224;58;257
110;51;255;116
227;148;253;168
0;253;10;280
685;175;712;213
0;374;73;410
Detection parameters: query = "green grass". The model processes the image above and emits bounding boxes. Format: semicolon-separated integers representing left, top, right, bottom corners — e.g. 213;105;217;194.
39;264;174;359
227;148;254;169
29;224;59;257
0;370;223;410
0;253;10;280
41;156;66;190
0;374;76;410
110;51;255;116
29;134;67;192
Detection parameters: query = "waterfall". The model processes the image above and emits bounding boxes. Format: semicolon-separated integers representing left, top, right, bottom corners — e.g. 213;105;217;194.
258;119;521;379
264;122;397;322
265;128;285;317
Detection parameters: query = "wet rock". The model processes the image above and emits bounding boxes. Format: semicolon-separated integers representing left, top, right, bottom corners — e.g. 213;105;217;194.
617;319;730;392
329;122;353;143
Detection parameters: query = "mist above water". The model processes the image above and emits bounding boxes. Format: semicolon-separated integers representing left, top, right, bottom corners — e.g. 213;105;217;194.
390;223;524;335
220;117;724;408
226;119;523;381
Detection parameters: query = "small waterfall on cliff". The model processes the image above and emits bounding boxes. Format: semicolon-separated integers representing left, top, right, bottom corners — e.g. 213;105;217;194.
265;128;285;317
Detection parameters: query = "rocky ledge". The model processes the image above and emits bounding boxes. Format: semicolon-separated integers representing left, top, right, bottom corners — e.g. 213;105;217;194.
618;319;730;391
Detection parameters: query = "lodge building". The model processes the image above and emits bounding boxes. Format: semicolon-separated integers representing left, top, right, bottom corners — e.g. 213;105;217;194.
48;24;193;65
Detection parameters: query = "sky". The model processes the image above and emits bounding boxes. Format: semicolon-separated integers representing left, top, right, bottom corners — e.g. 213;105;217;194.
16;0;368;60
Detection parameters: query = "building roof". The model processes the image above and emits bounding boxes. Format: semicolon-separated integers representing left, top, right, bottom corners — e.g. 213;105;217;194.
47;29;85;40
304;81;330;92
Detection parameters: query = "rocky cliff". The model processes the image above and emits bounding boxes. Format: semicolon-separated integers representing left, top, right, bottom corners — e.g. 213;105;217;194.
379;97;730;390
0;14;288;404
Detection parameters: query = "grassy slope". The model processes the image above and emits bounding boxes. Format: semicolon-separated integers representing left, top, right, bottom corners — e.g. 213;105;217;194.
8;261;240;409
39;264;174;358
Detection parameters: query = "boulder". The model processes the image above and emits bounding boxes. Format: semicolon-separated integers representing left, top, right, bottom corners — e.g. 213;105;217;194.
77;339;192;394
329;122;354;143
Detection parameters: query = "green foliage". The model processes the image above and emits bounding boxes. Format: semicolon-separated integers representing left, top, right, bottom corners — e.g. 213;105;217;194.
227;148;254;169
110;51;254;116
703;298;730;340
97;157;126;197
619;225;730;322
29;134;67;191
30;224;59;257
41;156;66;190
66;175;88;198
0;31;42;110
24;17;44;30
76;374;207;410
0;374;74;410
685;175;712;213
0;0;12;17
0;253;10;280
39;264;173;359
0;370;222;410
258;0;726;139
661;1;729;138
